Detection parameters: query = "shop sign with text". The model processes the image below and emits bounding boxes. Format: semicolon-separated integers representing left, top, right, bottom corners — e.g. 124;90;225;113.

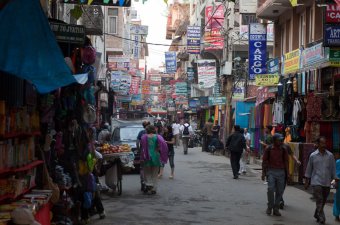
130;25;148;35
283;49;300;74
187;26;201;54
208;96;226;106
267;58;279;74
326;4;340;23
50;22;85;44
204;5;224;50
108;56;130;71
197;59;216;88
324;25;340;47
233;81;245;100
301;43;325;67
165;52;177;74
187;67;195;81
328;48;340;67
175;82;188;96
248;23;267;80
255;74;279;86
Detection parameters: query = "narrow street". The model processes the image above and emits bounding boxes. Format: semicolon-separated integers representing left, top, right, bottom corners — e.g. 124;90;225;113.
95;147;337;225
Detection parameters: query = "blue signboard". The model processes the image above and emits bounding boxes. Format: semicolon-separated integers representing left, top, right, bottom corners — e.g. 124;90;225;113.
267;58;279;74
187;67;195;81
324;25;340;47
165;52;177;74
248;23;267;80
187;26;201;54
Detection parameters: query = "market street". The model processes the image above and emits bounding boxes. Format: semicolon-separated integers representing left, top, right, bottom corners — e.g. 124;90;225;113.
95;147;337;225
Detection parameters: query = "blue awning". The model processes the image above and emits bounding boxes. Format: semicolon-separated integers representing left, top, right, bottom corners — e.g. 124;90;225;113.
0;0;87;93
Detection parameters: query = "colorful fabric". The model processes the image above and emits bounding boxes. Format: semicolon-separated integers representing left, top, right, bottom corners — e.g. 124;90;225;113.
288;142;299;183
141;134;168;164
306;93;322;121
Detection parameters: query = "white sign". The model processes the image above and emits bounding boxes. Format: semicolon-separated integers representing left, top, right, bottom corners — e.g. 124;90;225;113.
240;23;274;41
239;0;257;13
197;59;216;89
130;25;148;35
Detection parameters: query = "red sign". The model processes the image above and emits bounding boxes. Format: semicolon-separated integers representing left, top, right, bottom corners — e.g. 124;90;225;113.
326;4;340;23
141;80;150;94
130;76;141;95
204;5;224;50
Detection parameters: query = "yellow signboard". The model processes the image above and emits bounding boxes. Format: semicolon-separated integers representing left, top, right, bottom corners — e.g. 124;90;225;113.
330;61;340;67
290;0;297;7
283;49;301;74
255;74;280;86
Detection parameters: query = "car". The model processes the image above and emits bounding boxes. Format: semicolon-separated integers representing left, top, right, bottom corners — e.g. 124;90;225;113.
111;124;145;172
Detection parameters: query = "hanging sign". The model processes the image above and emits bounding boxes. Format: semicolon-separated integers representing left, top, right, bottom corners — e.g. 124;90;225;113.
50;22;85;44
165;52;177;74
108;56;130;71
301;42;326;67
233;81;245;100
248;23;267;80
82;6;103;35
326;4;340;23
197;59;216;89
187;26;201;54
328;48;340;67
141;80;150;94
255;74;280;86
129;76;140;95
283;49;300;74
324;25;340;47
208;97;226;106
187;67;195;81
204;5;224;50
130;25;148;35
175;82;188;96
267;58;279;74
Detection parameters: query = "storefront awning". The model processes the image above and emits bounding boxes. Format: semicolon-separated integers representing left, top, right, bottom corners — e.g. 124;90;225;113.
0;0;87;93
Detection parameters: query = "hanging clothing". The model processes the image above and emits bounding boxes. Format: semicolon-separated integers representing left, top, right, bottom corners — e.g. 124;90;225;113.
306;93;322;121
284;127;292;143
301;72;306;95
292;99;302;125
272;101;284;124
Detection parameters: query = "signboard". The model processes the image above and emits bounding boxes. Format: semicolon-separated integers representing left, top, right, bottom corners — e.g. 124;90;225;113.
301;42;325;67
110;72;131;95
82;6;103;35
50;22;85;44
187;67;195;81
324;25;340;47
199;96;209;108
131;94;143;105
239;0;257;13
175;82;187;96
255;74;280;86
197;59;216;89
161;77;174;85
248;23;267;80
283;49;300;74
187;26;201;54
129;76;141;94
240;24;274;41
208;97;226;106
189;98;200;108
110;71;122;92
141;80;150;94
328;48;340;67
108;56;130;71
133;35;140;59
130;25;148;35
214;82;221;96
62;0;131;7
116;95;132;103
233;81;245;100
326;4;340;23
204;5;224;50
256;87;276;106
165;52;177;74
267;58;279;74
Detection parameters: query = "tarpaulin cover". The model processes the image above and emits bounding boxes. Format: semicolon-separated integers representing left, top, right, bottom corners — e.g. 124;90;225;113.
0;0;87;93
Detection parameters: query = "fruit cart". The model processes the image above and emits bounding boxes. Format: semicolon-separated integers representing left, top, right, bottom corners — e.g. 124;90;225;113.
98;144;134;196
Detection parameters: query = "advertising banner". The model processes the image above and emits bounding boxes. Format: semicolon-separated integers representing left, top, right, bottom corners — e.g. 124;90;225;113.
256;87;275;106
208;97;227;106
301;43;326;67
189;98;200;108
197;59;216;89
131;94;143;105
133;35;140;59
283;49;300;74
50;22;85;44
324;25;340;47
187;67;195;81
240;23;274;41
141;80;151;94
130;25;148;35
107;56;130;71
204;5;224;50
110;71;122;92
161;77;174;85
187;26;201;54
199;96;209;108
326;4;340;23
129;76;141;95
267;58;280;74
118;74;131;95
248;23;267;80
255;74;280;86
175;82;188;96
165;52;177;74
63;0;131;7
233;81;245;100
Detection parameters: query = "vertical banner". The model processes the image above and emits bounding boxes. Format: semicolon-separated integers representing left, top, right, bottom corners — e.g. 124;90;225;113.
175;82;188;96
197;59;216;89
187;26;201;54
142;80;150;94
248;23;267;80
204;5;224;50
187;67;195;81
130;76;141;94
165;52;177;74
133;35;140;59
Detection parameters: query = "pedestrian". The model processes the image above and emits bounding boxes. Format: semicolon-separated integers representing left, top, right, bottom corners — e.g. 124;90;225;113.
333;159;340;221
158;125;175;179
172;121;180;147
262;133;289;217
179;120;193;155
304;136;337;225
244;128;251;164
136;121;151;191
140;125;168;194
202;118;214;152
155;117;163;135
208;120;221;153
260;125;273;157
226;125;246;179
98;123;111;144
239;128;247;175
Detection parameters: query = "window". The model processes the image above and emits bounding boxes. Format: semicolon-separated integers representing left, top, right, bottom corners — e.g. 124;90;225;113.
108;8;118;34
299;13;306;47
241;14;257;25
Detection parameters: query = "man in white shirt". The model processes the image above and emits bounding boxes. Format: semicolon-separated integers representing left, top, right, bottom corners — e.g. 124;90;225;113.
172;121;180;147
179;120;193;155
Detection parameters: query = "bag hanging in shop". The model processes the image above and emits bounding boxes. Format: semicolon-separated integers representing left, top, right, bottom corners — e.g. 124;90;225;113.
82;104;96;123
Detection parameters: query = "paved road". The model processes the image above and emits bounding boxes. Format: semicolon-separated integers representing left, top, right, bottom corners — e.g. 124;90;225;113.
94;147;338;225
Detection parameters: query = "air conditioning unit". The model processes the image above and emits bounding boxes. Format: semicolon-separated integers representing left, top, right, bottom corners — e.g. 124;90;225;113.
221;61;233;75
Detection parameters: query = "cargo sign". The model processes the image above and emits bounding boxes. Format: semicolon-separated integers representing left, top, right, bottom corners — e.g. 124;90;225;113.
283;49;300;74
50;22;85;44
248;23;267;80
208;97;226;106
324;25;340;47
187;26;201;54
326;4;340;23
255;74;280;86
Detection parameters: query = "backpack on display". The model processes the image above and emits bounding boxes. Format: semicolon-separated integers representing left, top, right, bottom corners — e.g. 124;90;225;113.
183;124;190;135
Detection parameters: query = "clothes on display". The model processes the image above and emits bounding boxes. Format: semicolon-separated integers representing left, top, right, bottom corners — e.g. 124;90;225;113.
272;100;284;124
306;93;322;121
292;99;302;125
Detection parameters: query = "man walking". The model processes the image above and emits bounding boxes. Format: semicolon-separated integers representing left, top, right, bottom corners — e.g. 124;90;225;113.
226;125;246;179
262;133;289;216
305;136;337;225
172;121;180;147
180;120;193;155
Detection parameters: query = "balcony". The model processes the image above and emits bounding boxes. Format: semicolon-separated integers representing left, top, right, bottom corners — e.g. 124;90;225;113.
257;0;292;20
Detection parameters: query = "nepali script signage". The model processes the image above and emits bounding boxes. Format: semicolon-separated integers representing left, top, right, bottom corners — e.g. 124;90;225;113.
248;23;267;80
283;49;300;74
324;25;340;47
326;4;340;23
187;26;201;54
197;59;216;89
165;52;177;74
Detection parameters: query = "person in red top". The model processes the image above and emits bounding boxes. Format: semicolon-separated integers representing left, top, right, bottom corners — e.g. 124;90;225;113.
262;133;289;217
